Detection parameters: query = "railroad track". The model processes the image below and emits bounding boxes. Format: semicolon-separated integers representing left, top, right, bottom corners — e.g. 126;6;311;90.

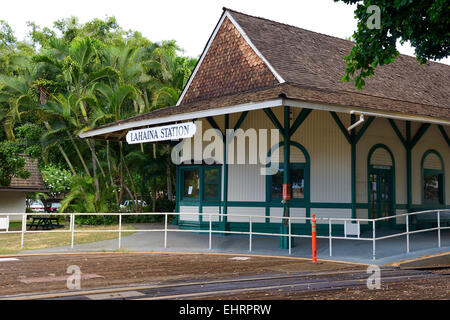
2;267;447;300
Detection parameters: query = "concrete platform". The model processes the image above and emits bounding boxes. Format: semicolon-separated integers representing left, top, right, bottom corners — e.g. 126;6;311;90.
19;224;450;265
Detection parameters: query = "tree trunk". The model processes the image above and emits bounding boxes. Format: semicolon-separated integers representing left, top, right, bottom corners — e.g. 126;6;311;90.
107;141;120;208
166;144;173;200
90;139;100;201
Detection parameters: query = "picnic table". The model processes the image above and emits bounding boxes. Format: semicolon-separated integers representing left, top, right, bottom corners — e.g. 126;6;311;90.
27;216;64;230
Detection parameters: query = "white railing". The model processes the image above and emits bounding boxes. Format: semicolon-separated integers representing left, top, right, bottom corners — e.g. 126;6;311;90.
0;209;448;260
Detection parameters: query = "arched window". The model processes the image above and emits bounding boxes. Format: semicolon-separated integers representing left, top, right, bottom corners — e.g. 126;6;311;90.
421;150;445;205
266;141;310;204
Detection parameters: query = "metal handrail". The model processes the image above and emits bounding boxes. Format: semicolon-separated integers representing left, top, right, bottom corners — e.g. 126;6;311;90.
0;209;448;260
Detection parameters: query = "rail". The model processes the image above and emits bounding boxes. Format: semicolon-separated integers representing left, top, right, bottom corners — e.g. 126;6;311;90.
0;209;448;260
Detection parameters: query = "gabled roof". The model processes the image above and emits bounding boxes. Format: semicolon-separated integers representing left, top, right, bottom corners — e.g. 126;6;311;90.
0;156;47;192
80;8;450;140
227;9;449;112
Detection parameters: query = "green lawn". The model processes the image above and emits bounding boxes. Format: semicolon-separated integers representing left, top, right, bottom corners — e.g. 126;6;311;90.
0;220;135;255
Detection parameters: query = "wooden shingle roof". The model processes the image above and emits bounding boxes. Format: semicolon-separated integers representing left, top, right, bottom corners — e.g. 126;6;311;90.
80;8;450;140
228;9;449;115
0;156;47;192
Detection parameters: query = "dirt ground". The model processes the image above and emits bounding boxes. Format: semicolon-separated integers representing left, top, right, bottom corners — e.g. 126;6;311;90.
0;253;362;296
199;272;450;300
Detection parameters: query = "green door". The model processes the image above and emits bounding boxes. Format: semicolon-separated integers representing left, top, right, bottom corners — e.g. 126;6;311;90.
369;167;393;225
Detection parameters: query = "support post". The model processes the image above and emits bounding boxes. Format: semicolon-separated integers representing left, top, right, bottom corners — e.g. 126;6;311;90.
249;216;252;252
118;214;122;249
164;213;168;249
288;217;292;255
372;220;376;260
209;214;212;250
406;121;412;212
222;114;229;228
329;219;332;256
437;211;441;248
350;114;356;219
71;214;75;249
280;106;291;249
21;213;26;249
406;214;410;253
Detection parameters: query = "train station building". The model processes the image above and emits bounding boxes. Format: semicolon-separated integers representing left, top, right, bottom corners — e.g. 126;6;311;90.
80;8;450;246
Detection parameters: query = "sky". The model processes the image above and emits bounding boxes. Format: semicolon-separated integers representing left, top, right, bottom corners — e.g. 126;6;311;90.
1;0;449;65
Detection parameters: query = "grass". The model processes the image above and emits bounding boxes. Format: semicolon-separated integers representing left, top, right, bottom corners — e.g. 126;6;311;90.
0;220;136;255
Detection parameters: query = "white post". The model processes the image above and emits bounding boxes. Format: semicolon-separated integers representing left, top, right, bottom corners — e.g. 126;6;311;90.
406;214;410;253
357;220;360;239
329;219;332;257
437;211;441;248
288;217;292;255
209;214;212;251
372;220;376;260
164;213;168;249
21;213;26;249
71;214;75;249
249;216;252;252
118;214;122;249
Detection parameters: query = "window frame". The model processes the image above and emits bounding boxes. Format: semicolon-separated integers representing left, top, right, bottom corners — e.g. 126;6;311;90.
179;165;222;203
423;168;444;205
267;162;308;204
421;150;445;207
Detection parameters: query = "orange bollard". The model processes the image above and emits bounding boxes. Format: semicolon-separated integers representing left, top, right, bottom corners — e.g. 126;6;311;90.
312;214;317;263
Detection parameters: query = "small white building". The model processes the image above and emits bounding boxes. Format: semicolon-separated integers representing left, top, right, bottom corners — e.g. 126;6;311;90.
0;157;47;220
81;9;450;247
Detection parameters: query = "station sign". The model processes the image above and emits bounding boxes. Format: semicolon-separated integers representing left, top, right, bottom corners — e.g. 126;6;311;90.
126;122;196;144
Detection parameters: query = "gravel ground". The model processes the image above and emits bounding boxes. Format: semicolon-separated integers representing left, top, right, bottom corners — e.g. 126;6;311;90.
0;253;361;296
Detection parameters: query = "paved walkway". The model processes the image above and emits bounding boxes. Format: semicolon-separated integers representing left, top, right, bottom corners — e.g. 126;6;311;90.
20;224;450;265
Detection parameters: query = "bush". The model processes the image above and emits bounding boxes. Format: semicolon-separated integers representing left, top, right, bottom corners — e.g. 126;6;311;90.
122;198;176;223
75;215;118;226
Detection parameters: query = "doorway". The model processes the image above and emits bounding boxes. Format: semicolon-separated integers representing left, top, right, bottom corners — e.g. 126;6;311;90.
369;166;394;224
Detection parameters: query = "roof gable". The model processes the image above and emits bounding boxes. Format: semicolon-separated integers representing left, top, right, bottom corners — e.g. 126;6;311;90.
178;14;281;105
229;9;450;111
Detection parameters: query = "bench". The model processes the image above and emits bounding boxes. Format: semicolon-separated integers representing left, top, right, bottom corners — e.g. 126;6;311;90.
0;216;9;232
27;217;64;230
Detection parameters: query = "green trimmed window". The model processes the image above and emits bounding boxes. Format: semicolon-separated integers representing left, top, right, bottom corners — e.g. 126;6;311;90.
182;169;200;200
422;150;445;206
180;165;221;201
203;167;221;200
269;164;306;201
423;171;444;205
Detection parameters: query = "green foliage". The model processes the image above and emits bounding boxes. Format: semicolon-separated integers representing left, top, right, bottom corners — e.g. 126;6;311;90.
60;174;117;213
336;0;449;89
75;215;117;225
0;141;30;186
0;15;196;213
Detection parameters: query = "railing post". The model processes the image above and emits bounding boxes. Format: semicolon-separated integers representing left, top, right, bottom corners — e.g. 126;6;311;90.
209;214;212;251
372;220;376;260
288;217;292;255
329;218;332;257
164;213;168;249
249;216;252;252
406;214;410;253
71;214;75;249
437;210;441;248
118;214;122;249
21;213;26;249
